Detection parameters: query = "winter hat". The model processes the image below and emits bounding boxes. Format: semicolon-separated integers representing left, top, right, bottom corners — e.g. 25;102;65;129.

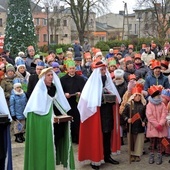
161;89;170;101
18;51;26;58
114;69;124;78
16;58;26;69
51;62;59;68
74;57;82;61
13;82;22;89
95;51;103;58
6;65;15;73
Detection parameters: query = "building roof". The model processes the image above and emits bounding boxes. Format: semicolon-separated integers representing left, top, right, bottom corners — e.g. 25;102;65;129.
96;21;115;32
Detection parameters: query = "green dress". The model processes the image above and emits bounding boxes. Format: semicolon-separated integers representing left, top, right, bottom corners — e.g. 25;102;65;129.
24;106;75;170
24;106;55;170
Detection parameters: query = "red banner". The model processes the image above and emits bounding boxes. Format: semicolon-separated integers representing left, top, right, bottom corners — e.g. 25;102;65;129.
131;113;141;124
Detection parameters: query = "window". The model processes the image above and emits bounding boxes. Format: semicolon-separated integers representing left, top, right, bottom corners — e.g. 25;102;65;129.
43;19;47;26
43;34;47;42
135;24;137;34
35;18;40;25
64;34;68;37
129;24;132;30
63;20;67;26
0;19;2;27
57;19;60;26
99;37;105;41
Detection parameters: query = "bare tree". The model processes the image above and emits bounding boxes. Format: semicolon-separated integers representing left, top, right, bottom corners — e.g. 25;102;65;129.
63;0;112;45
137;0;170;40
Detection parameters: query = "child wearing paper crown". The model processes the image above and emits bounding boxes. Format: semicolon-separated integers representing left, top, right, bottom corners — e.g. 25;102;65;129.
146;85;168;165
9;82;27;143
161;89;170;161
121;84;146;162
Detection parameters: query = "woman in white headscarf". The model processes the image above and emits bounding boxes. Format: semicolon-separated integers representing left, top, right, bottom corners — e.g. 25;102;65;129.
24;68;75;170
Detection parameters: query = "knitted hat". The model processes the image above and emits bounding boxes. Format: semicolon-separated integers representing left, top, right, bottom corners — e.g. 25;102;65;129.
114;69;124;78
16;59;25;69
18;51;26;58
161;89;170;101
95;51;103;58
13;82;22;89
6;65;15;73
51;62;59;68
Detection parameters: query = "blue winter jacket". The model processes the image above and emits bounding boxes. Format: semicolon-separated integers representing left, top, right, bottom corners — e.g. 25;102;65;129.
144;73;170;91
9;90;27;120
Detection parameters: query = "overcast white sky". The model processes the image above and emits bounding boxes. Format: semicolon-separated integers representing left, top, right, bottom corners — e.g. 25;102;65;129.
110;0;138;14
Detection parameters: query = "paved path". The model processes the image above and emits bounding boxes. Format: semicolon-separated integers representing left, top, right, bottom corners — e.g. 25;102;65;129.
12;137;170;170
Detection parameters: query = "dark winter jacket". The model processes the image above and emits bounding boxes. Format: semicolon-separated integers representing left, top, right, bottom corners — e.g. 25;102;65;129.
135;63;149;80
144;72;170;91
121;101;146;134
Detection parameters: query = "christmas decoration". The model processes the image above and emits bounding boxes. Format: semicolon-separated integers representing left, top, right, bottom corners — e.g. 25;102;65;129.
4;0;37;58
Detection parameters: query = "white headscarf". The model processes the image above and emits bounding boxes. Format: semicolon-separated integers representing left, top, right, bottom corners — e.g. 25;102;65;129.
0;86;12;121
24;70;71;117
78;67;121;122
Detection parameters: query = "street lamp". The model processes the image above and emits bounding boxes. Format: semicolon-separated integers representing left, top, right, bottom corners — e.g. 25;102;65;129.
42;3;53;52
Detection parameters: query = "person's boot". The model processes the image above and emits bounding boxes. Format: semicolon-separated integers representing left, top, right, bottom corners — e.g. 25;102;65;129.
149;153;154;164
156;153;162;165
15;134;23;143
121;137;124;145
90;163;100;170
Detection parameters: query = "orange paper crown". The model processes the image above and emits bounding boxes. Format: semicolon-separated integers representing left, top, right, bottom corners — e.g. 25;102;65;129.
84;52;91;59
128;74;136;81
152;60;161;69
128;44;134;49
148;85;161;96
161;60;169;68
134;53;141;59
113;49;119;54
132;86;142;95
124;56;132;63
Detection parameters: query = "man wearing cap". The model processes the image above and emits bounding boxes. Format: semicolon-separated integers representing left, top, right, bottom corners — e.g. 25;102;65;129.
60;60;85;143
141;44;155;66
78;61;121;169
144;60;170;93
26;61;45;99
24;68;75;170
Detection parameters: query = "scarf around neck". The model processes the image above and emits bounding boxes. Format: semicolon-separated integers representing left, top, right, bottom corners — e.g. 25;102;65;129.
148;96;162;105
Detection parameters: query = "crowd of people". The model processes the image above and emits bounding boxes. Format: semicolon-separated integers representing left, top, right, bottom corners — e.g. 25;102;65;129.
0;40;170;170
